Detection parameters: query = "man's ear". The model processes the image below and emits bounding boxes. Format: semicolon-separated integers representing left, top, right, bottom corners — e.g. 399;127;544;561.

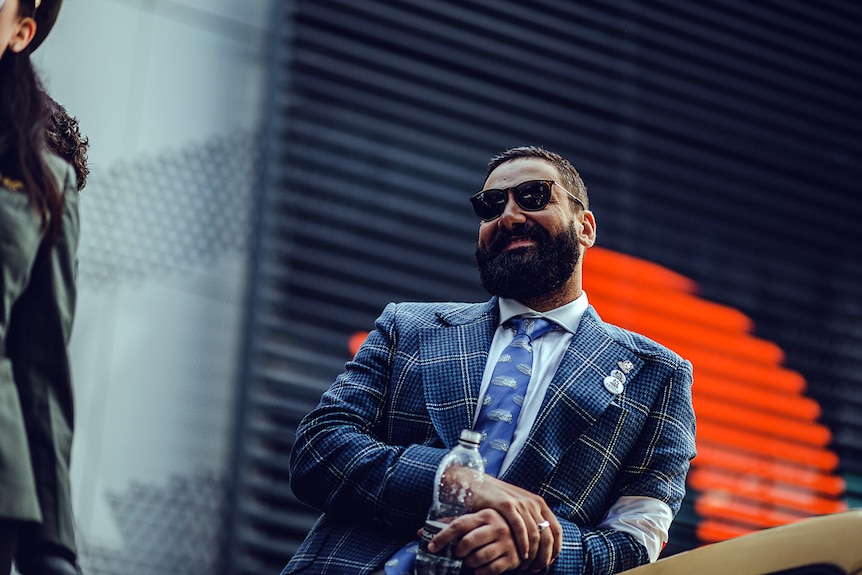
578;210;597;248
8;17;37;54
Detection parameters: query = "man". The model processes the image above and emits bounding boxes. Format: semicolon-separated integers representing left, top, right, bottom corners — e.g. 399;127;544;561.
283;146;697;575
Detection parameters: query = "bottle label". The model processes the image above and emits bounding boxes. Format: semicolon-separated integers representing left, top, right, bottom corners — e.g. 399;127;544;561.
418;520;454;559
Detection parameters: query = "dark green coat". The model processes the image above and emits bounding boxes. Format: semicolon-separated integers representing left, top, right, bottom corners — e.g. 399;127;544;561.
0;153;79;555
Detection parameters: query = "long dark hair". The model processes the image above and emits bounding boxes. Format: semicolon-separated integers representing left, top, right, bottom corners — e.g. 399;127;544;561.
0;0;62;243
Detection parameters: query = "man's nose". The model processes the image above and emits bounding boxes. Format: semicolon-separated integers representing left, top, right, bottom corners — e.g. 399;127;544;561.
497;191;527;226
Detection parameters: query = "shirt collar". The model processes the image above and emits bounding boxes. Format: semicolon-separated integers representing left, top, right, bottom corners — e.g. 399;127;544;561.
497;292;589;335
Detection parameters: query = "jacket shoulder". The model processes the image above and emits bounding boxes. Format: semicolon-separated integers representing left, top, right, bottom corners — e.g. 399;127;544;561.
587;306;687;366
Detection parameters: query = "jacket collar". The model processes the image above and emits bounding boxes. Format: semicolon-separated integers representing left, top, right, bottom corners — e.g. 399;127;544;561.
434;297;499;327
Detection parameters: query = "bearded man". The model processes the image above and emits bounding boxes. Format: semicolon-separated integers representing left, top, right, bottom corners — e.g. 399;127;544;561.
282;146;697;575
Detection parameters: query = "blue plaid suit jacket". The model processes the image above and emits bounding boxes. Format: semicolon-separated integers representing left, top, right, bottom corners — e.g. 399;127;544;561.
282;299;696;575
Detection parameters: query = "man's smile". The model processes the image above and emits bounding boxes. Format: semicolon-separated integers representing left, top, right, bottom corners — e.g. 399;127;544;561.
502;236;537;251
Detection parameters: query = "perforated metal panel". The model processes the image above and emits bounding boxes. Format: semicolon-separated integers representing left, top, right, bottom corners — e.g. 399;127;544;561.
226;1;862;573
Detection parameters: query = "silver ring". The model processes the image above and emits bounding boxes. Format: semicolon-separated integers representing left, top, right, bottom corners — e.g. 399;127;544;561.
537;520;550;532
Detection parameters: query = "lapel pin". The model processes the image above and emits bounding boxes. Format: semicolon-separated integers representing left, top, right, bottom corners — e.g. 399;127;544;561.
618;360;634;374
603;376;624;395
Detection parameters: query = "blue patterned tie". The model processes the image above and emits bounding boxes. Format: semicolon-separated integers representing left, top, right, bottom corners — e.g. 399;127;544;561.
383;317;557;575
476;317;558;476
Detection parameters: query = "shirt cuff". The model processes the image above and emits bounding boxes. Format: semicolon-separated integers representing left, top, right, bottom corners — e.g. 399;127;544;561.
596;495;673;562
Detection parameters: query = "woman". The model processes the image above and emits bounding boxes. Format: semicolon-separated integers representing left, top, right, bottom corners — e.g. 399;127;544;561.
0;1;84;574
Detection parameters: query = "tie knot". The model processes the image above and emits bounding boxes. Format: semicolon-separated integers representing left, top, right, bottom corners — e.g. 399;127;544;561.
506;317;557;340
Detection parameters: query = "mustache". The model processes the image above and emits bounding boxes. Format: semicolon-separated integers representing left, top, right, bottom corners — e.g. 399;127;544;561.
484;222;550;254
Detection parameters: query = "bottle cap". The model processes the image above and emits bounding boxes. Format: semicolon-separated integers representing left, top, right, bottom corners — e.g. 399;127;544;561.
460;429;482;446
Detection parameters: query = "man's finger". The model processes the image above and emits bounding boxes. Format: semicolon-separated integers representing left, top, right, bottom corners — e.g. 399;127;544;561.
427;513;486;553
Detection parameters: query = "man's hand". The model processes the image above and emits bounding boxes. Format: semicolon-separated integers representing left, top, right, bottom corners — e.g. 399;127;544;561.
427;508;522;575
470;474;562;571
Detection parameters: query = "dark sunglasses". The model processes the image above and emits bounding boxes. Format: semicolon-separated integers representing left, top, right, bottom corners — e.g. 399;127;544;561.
469;180;585;221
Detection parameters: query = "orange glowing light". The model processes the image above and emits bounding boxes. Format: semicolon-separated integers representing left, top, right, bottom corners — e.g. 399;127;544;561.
586;246;846;541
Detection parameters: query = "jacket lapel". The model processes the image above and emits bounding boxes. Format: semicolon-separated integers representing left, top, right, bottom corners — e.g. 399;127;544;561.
503;306;645;486
420;299;498;448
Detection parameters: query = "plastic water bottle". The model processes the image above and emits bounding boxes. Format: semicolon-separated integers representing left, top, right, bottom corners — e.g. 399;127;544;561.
415;429;485;575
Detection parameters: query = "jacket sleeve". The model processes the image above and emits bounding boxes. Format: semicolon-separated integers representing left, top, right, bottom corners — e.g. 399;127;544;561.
289;302;446;531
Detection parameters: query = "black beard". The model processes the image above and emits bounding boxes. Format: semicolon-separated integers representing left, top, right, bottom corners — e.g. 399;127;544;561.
475;222;580;301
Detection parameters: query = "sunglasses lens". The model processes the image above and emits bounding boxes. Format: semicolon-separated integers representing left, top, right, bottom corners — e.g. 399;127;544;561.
470;190;507;220
513;181;551;210
471;181;555;220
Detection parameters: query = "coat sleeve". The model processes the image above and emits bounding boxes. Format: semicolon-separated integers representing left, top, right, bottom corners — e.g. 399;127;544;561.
289;302;447;531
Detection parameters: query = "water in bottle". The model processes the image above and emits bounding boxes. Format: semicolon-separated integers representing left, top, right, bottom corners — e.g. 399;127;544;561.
415;429;485;575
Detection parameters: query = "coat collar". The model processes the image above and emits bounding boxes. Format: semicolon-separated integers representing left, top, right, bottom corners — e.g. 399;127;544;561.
433;297;499;327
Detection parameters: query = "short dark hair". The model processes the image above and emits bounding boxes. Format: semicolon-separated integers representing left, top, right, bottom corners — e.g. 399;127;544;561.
487;146;589;209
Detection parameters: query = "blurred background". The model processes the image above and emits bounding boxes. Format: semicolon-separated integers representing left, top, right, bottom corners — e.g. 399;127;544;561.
31;1;861;574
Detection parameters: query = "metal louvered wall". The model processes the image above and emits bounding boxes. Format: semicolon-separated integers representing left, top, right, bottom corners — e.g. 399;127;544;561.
225;1;862;573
